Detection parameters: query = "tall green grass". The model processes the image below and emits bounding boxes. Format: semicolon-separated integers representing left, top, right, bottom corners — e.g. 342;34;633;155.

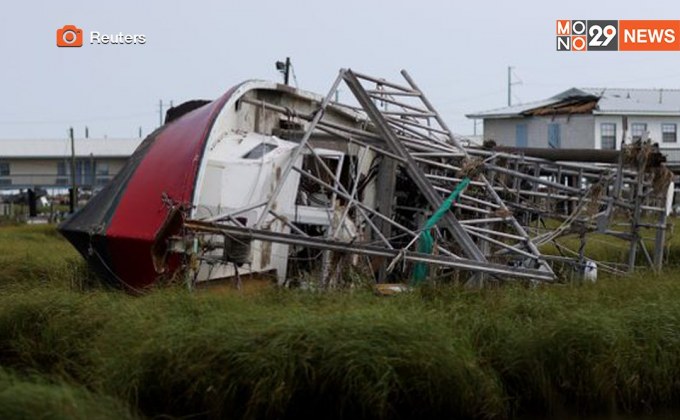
427;281;680;416
2;225;680;418
0;225;82;288
0;287;505;419
0;368;137;420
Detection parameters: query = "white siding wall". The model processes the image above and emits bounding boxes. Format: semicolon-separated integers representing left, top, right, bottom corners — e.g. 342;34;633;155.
594;115;680;150
0;158;128;188
8;160;59;186
482;114;595;148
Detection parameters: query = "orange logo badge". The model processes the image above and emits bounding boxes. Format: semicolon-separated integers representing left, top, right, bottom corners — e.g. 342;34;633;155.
56;25;83;47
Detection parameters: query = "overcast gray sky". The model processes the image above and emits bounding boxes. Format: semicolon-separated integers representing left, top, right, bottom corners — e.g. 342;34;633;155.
2;0;680;140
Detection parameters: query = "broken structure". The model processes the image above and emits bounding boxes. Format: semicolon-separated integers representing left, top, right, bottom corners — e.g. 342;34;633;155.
58;69;673;291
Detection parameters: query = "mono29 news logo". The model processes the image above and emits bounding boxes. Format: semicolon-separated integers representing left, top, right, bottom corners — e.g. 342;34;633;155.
556;20;680;51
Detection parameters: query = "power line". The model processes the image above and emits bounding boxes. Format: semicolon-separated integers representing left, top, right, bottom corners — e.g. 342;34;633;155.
507;66;522;106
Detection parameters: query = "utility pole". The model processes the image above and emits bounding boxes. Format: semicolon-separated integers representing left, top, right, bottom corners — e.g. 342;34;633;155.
158;100;174;127
507;66;522;106
69;127;77;213
89;153;94;188
507;66;513;106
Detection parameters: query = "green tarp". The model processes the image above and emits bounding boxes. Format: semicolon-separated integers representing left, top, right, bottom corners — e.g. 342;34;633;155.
411;178;471;285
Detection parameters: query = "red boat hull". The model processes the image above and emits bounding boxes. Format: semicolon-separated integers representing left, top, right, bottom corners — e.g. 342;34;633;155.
59;86;239;291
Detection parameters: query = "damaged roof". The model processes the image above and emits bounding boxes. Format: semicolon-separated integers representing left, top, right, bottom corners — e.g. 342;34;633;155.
467;87;680;119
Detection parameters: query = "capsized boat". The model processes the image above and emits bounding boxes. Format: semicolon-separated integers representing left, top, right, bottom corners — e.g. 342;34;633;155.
59;81;372;290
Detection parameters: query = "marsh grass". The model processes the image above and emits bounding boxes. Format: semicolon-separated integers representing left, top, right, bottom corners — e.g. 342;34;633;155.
0;368;138;420
0;225;82;287
2;225;680;418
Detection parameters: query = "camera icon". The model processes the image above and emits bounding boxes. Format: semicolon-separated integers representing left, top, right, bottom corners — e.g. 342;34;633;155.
56;25;83;47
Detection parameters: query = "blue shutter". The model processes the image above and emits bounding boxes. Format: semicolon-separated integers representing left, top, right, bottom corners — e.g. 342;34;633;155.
516;124;528;147
548;123;560;148
75;161;83;186
83;160;93;186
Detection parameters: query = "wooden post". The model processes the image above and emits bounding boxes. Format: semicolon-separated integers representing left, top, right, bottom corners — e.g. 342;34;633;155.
69;127;77;213
90;153;95;189
653;207;667;271
628;171;644;272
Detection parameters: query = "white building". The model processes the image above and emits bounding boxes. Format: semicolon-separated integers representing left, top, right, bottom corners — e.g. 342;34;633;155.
0;137;142;190
467;88;680;169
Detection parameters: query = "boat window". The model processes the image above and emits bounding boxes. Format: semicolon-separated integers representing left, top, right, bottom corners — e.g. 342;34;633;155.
243;143;277;159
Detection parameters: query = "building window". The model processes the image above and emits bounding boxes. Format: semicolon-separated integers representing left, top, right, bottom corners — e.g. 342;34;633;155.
631;123;647;140
81;160;93;186
548;123;560;148
662;123;677;143
96;162;110;185
57;159;99;186
96;162;109;176
56;161;68;186
0;162;9;186
601;123;616;150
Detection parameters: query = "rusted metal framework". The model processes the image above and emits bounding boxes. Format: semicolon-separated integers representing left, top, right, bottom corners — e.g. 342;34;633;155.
178;69;671;287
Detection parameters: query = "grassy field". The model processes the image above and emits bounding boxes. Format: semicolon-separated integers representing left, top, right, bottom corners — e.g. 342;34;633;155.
1;225;680;418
